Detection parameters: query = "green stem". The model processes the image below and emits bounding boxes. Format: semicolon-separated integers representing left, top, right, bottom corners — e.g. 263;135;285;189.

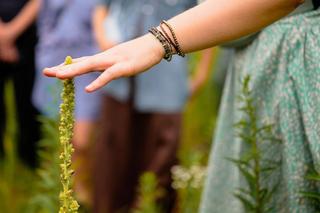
58;56;79;213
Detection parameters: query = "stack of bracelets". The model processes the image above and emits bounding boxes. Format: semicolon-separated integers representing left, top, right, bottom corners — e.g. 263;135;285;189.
149;20;185;62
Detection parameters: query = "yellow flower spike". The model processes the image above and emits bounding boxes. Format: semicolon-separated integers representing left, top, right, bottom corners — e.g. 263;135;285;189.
65;56;73;65
59;56;79;213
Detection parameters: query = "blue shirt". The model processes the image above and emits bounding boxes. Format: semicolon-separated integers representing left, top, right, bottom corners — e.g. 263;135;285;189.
37;0;96;51
99;0;197;113
33;0;102;119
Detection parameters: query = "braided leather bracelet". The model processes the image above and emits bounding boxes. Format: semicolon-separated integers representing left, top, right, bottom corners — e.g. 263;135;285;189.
148;20;185;61
160;20;185;57
149;27;174;61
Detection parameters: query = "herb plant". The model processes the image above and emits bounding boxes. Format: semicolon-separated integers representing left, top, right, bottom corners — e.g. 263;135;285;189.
230;75;280;213
58;56;79;213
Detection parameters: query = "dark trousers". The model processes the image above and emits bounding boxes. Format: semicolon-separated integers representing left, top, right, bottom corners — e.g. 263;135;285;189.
93;96;181;213
0;26;40;167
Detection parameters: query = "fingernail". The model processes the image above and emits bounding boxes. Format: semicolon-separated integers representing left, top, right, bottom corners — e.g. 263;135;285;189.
43;68;53;76
85;85;94;92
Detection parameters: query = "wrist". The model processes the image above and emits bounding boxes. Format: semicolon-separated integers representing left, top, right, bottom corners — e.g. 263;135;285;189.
145;33;165;62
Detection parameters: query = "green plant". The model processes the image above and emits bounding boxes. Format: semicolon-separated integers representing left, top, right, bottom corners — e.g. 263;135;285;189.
0;80;37;213
171;164;207;213
58;56;79;213
133;172;163;213
27;117;61;213
0;79;18;212
301;169;320;212
229;75;280;213
182;51;219;164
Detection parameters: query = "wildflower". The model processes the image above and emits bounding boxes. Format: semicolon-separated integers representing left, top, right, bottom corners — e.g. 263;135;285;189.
58;56;79;213
171;165;207;189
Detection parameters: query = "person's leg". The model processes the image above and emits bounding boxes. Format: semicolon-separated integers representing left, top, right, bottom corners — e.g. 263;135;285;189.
73;121;96;149
11;25;41;168
72;120;97;206
72;74;102;207
93;95;136;213
132;112;182;212
13;48;40;168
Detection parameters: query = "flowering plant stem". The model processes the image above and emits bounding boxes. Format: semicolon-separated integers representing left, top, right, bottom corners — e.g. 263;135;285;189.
230;75;280;213
58;56;79;213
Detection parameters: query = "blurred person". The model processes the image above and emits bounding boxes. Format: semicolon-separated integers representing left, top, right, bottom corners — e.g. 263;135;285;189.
91;0;213;212
0;0;40;168
32;0;102;205
45;0;320;212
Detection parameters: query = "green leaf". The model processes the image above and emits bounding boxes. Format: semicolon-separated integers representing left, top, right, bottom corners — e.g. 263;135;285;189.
238;165;257;196
227;157;250;166
300;192;320;201
234;192;255;211
306;173;320;182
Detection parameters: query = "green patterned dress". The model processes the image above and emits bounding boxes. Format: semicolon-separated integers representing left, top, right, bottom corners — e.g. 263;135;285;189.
200;9;320;213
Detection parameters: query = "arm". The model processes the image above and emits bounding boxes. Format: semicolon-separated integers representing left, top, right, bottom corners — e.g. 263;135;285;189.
168;0;303;52
0;41;20;63
0;21;19;63
189;48;214;97
92;5;114;51
0;0;40;43
0;0;40;63
44;0;303;92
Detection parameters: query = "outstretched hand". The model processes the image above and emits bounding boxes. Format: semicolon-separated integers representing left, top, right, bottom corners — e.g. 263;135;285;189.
44;0;298;93
44;34;164;92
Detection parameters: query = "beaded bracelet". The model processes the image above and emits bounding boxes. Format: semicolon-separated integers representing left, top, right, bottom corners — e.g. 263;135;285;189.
159;24;178;53
149;27;174;61
149;20;185;61
160;20;185;57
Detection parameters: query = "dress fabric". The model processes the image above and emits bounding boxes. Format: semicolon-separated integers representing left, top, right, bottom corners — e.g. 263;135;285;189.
200;9;320;213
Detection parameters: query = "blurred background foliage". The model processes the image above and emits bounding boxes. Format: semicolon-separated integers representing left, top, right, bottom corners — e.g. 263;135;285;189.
0;48;222;213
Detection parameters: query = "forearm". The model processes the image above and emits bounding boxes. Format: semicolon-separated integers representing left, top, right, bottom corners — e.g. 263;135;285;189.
7;0;40;39
168;0;303;53
197;48;214;74
92;6;109;49
43;0;306;92
191;48;214;91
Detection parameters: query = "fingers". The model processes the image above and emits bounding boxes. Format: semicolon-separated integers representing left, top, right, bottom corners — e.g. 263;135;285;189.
85;63;128;93
43;54;112;79
69;56;90;63
43;56;90;77
43;56;95;78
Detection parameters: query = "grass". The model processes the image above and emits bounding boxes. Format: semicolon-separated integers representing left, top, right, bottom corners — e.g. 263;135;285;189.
0;80;38;213
180;48;221;165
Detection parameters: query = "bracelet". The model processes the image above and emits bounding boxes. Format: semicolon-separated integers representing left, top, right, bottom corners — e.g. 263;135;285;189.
160;20;185;57
156;28;175;55
149;27;174;61
148;20;185;61
159;24;178;53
